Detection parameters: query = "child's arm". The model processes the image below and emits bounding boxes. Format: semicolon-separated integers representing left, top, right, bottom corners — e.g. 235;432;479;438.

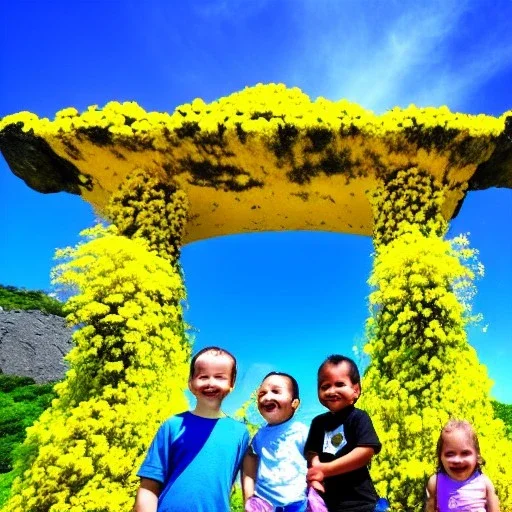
242;451;258;502
306;452;325;493
483;475;500;512
306;446;374;481
425;474;436;512
133;478;161;512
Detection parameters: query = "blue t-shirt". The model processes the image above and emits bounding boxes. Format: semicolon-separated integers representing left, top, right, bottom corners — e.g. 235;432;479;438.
137;411;250;512
251;418;309;506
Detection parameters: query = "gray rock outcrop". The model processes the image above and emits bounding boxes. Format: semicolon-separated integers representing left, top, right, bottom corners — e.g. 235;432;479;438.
0;309;73;383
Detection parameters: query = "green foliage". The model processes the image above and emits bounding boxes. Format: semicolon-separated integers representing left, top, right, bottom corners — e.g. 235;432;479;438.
0;473;15;509
0;374;56;476
2;225;191;512
492;400;512;439
230;484;244;512
0;375;36;393
0;285;65;317
232;391;261;438
0;374;56;507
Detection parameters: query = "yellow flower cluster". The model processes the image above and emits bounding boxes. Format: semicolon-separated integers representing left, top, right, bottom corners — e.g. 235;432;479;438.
358;168;512;510
2;226;190;512
1;83;506;138
370;167;447;246
106;169;189;263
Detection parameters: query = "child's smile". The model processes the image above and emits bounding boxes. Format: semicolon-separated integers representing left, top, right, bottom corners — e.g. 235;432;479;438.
202;388;222;398
257;374;299;425
440;429;478;482
188;353;234;410
261;402;278;412
317;361;360;413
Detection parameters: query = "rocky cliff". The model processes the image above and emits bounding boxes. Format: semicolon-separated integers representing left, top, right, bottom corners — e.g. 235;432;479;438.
0;309;72;383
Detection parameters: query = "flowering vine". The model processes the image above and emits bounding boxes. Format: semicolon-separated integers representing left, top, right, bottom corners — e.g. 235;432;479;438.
1;226;190;512
106;169;189;264
358;168;512;510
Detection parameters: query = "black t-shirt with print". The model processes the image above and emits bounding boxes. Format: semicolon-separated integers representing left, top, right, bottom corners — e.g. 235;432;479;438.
304;406;381;512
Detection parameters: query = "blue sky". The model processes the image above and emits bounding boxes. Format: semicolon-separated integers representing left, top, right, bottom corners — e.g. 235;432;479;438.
1;0;511;424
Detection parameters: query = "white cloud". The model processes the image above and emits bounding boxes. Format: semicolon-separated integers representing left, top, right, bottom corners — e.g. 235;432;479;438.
292;0;512;112
329;1;470;110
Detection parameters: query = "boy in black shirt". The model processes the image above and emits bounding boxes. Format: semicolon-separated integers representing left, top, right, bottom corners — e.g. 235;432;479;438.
304;355;381;512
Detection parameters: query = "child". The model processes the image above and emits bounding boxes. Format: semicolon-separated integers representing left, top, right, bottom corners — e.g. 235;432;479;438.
425;420;500;512
243;371;326;512
134;346;250;512
304;355;381;512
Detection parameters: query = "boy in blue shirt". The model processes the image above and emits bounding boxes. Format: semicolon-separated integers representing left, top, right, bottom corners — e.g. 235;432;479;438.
134;346;250;512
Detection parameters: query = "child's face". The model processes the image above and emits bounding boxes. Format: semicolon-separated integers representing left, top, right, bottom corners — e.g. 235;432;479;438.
257;375;298;425
188;352;234;408
440;429;478;481
317;362;360;413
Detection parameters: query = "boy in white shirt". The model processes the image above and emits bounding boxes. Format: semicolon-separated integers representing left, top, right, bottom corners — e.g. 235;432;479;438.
243;372;325;512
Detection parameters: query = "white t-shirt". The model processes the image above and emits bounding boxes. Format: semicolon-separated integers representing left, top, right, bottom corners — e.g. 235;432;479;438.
250;418;309;506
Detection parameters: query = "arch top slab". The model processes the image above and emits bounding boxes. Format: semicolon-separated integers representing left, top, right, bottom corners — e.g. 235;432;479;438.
1;84;511;243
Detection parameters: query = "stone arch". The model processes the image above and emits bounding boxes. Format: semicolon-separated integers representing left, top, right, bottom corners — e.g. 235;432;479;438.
1;84;512;510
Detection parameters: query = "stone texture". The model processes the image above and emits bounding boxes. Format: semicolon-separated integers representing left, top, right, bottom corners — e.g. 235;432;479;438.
0;124;84;194
468;116;512;191
0;309;73;383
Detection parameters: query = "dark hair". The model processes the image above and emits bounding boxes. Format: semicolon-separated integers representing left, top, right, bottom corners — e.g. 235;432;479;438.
189;346;237;386
436;420;484;473
262;372;300;400
318;355;360;384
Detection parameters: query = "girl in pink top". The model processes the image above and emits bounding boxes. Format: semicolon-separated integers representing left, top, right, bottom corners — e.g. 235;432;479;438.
425;420;500;512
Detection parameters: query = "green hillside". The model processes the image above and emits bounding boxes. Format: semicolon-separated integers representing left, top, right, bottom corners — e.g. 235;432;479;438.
0;284;65;317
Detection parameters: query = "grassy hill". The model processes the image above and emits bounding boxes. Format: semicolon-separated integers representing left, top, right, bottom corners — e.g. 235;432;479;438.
0;284;65;317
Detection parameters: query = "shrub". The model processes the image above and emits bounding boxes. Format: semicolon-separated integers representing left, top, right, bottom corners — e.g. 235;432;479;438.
0;375;56;476
0;285;64;317
492;400;512;439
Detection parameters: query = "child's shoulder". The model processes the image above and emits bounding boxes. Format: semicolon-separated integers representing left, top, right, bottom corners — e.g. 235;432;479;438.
257;418;308;433
350;407;373;421
311;406;367;424
287;419;309;436
426;473;438;494
152;411;189;437
224;416;250;445
478;472;494;489
161;411;189;426
311;411;333;423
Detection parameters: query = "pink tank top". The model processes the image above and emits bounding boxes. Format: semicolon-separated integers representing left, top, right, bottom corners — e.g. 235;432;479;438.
437;471;486;512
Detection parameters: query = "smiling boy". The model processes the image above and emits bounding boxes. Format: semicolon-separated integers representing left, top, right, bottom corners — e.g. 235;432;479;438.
134;346;249;512
305;355;381;512
243;372;311;512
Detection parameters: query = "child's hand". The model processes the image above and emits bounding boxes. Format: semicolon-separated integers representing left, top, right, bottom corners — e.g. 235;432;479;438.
310;479;325;493
307;454;324;491
307;465;324;485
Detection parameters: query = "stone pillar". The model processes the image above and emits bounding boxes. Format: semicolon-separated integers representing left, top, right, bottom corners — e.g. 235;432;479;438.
357;167;511;508
106;169;189;265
